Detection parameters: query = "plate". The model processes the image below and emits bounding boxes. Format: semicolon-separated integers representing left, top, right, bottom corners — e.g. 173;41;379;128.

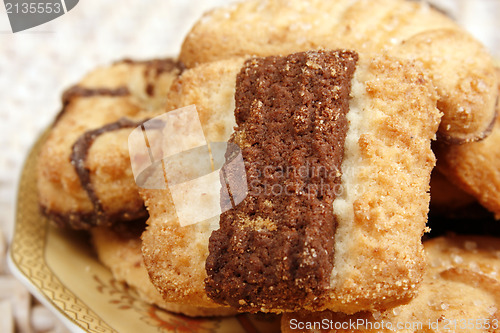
8;131;281;333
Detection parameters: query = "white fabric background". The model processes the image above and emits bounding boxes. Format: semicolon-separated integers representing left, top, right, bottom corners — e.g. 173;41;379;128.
0;0;498;332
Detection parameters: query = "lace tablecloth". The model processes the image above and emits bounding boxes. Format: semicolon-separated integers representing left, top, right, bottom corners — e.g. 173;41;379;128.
0;0;498;332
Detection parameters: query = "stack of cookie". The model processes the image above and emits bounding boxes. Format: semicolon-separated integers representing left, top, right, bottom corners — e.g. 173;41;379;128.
36;0;500;329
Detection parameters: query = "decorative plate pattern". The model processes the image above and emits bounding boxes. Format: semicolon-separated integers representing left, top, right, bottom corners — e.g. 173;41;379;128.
9;131;281;333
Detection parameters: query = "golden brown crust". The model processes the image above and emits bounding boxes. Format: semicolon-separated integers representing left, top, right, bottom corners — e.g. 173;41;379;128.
91;227;236;317
281;235;500;333
180;0;497;143
37;59;182;229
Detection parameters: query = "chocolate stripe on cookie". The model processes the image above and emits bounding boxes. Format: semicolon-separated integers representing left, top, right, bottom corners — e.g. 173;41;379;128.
62;86;130;103
54;86;131;124
119;58;185;76
70;118;144;227
40;205;147;232
206;50;358;311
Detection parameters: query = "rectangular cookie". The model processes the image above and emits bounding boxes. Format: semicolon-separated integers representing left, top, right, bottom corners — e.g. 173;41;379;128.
205;50;441;314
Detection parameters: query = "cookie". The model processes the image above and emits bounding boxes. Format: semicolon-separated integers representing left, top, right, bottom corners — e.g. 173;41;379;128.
281;235;500;333
91;226;236;317
141;50;441;314
180;0;498;143
37;59;183;229
435;83;500;220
